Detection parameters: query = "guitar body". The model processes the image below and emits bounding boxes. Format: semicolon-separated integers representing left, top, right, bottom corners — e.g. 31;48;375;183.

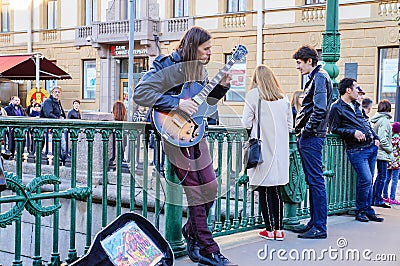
153;82;217;147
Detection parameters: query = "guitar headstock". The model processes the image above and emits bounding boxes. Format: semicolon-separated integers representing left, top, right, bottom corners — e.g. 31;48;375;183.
232;45;248;62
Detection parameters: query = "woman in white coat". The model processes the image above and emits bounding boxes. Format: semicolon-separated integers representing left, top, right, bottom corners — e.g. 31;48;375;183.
242;65;292;240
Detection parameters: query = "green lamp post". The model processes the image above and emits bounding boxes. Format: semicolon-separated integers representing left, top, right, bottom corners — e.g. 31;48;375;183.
322;0;340;100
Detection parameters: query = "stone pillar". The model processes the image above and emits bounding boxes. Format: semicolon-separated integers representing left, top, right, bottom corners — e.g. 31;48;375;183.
76;112;114;184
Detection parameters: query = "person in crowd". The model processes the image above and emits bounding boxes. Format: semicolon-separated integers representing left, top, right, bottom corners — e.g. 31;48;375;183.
5;96;26;117
67;99;82;119
290;90;304;128
0;100;7;116
4;96;26;158
383;122;400;205
362;97;373;119
29;103;41;117
132;104;148;122
242;65;292;241
371;99;394;208
329;78;383;222
26;98;36;116
111;100;128;164
134;26;235;266
356;86;365;102
40;86;66;119
291;45;333;239
40;86;67;164
112;100;127;121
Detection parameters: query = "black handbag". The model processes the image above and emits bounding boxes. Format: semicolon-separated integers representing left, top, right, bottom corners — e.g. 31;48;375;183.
243;99;263;169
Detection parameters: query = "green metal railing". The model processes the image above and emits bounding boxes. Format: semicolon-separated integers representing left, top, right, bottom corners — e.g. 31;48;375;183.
0;117;356;265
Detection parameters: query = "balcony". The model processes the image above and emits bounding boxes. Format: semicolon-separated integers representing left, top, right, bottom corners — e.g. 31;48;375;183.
75;18;160;47
159;17;194;42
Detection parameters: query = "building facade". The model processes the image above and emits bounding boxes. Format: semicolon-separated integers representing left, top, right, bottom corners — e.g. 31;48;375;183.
0;0;398;124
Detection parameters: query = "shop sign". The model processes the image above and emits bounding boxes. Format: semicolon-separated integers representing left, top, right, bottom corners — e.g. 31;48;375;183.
26;88;50;105
111;45;147;56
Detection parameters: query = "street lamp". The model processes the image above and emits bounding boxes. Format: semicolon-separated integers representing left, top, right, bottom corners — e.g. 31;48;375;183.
128;0;136;122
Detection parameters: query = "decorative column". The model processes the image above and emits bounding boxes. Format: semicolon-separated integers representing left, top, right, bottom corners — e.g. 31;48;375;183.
164;159;186;257
322;0;340;101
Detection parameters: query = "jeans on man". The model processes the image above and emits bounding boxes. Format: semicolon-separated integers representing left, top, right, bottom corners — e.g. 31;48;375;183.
297;136;327;232
346;144;378;215
383;169;399;200
373;160;389;205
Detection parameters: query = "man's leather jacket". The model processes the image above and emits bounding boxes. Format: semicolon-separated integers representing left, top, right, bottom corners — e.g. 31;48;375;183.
328;98;379;150
134;51;229;112
294;65;333;138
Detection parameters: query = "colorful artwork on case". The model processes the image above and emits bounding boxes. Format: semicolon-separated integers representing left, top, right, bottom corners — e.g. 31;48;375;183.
101;221;164;266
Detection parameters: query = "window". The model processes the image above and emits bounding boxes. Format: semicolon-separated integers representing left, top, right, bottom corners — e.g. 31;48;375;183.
83;60;96;99
173;0;189;17
305;0;326;4
47;0;58;29
85;0;97;25
127;0;141;19
1;0;10;32
378;47;398;104
227;0;246;13
225;54;246;102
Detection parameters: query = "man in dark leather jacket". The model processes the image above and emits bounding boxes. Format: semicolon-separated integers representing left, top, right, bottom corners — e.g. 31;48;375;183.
40;86;66;119
40;86;68;164
4;96;26;158
329;78;384;223
134;26;236;266
292;45;333;239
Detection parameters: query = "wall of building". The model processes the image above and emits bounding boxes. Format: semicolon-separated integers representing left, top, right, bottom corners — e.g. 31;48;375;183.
0;0;398;120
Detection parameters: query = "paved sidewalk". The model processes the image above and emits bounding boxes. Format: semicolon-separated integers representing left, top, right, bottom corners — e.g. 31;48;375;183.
175;207;400;265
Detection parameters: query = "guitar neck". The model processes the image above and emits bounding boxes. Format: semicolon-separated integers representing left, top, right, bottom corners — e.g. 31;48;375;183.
194;58;236;103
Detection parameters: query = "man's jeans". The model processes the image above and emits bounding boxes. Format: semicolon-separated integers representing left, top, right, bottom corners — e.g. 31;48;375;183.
297;136;327;232
346;144;378;215
383;169;399;200
373;160;389;205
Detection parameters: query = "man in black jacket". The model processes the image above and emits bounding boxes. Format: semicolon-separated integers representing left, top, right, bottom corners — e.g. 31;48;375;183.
292;45;333;239
4;96;26;158
40;86;66;119
41;86;67;164
329;78;383;222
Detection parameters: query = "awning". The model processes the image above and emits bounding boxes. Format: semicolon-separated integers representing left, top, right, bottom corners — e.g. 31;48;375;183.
0;54;72;80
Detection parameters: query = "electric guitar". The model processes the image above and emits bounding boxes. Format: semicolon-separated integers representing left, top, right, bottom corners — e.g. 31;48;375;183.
152;45;248;147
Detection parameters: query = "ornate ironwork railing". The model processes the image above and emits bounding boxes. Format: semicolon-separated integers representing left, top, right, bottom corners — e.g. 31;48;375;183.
0;117;356;265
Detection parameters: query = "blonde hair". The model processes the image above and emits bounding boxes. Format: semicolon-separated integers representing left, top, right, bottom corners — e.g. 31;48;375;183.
291;90;304;112
249;65;284;101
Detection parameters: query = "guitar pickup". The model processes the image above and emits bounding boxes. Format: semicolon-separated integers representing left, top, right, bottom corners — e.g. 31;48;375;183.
172;114;184;128
192;95;203;105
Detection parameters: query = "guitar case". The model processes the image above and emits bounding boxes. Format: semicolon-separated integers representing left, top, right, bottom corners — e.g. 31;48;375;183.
71;212;174;266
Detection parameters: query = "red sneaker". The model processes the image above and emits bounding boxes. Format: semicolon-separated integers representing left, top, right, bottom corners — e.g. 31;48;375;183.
259;229;274;240
383;198;390;203
275;230;285;241
389;199;400;205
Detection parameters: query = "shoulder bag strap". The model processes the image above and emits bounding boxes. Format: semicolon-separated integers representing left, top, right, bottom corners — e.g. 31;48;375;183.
257;98;261;140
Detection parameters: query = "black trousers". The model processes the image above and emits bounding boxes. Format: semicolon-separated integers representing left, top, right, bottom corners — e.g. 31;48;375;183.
258;186;284;231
